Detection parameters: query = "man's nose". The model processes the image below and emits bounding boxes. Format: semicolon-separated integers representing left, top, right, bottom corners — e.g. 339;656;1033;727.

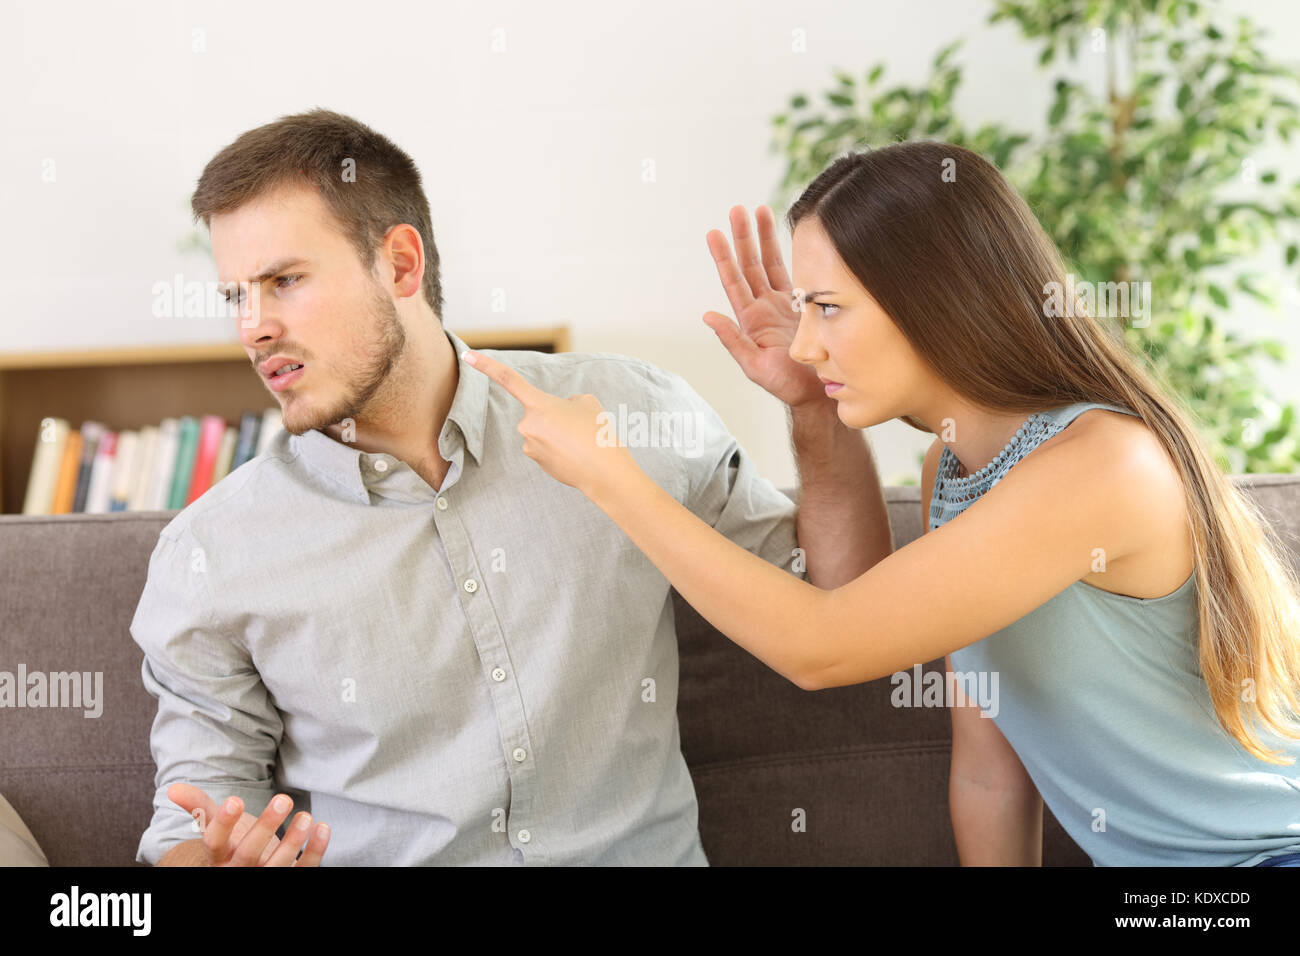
236;289;279;349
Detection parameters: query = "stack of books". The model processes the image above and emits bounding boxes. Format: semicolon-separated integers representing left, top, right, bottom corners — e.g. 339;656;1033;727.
21;409;284;515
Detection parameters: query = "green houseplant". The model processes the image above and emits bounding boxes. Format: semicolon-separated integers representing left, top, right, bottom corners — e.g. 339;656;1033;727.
771;0;1300;480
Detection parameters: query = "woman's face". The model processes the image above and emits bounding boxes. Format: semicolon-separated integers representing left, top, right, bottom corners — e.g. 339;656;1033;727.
788;216;933;430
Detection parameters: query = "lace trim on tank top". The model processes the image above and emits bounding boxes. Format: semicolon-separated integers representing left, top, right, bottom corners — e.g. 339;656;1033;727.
929;411;1064;532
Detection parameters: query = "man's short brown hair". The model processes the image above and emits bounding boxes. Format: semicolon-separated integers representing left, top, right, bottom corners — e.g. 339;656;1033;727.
192;108;442;320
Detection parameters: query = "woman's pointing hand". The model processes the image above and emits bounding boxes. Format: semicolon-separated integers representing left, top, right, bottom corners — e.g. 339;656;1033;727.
462;349;639;500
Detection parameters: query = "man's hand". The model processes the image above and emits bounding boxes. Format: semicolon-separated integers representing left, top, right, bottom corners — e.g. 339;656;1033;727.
165;782;330;866
703;204;831;411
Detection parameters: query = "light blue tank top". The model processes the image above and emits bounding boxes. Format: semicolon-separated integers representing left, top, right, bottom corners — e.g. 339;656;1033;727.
936;401;1300;866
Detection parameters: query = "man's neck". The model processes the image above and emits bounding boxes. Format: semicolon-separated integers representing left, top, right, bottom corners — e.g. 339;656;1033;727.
326;325;460;491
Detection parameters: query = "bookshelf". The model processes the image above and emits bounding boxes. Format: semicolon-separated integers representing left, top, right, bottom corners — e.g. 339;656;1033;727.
0;325;570;514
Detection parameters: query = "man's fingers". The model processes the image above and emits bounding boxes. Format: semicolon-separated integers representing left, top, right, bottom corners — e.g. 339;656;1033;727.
755;205;794;292
462;350;548;409
167;782;218;834
294;823;331;867
705;227;756;316
228;794;293;867
201;795;243;864
264;812;314;867
729;204;773;300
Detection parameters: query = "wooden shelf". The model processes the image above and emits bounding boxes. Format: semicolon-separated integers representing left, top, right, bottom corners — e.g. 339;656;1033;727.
0;325;570;514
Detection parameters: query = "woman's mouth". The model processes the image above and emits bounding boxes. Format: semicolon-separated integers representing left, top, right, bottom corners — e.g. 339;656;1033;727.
819;377;844;395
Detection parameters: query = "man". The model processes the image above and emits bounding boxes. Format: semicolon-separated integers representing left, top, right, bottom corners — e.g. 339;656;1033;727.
132;108;886;866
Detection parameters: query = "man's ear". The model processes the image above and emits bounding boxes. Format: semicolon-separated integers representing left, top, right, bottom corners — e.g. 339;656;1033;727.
382;224;425;301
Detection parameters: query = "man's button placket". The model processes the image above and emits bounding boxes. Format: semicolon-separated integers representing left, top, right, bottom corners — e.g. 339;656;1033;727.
436;505;539;863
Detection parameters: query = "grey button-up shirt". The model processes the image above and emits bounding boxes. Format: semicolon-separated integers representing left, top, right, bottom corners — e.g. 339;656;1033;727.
131;329;804;865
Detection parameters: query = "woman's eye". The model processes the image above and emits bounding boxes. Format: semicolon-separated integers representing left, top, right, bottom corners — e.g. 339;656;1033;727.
816;301;839;317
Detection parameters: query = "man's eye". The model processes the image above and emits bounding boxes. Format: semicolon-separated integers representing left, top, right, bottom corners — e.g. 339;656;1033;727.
224;275;300;303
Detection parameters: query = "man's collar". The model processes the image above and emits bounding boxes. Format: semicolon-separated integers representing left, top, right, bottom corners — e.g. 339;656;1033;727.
442;328;487;466
287;326;488;504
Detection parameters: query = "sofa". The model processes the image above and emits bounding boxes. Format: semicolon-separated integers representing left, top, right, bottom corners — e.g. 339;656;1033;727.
4;475;1298;866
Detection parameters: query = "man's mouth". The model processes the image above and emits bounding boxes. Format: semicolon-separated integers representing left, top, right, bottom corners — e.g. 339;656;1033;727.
267;363;306;392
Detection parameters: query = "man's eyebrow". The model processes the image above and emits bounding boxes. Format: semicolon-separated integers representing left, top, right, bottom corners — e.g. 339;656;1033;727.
222;257;310;287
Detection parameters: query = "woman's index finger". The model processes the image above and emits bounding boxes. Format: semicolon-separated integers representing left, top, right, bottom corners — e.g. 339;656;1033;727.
461;349;547;408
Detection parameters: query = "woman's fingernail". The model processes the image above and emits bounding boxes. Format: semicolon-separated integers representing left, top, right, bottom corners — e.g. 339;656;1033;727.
461;349;477;365
223;797;239;814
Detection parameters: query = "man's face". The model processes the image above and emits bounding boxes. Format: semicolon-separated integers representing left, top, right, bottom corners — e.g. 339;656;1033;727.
211;182;406;436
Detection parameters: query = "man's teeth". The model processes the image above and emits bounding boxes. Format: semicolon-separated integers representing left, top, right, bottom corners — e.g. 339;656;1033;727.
274;364;303;377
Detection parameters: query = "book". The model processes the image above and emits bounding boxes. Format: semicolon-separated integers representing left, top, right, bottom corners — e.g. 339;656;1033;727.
146;418;180;511
231;411;263;471
255;408;283;457
71;421;105;513
84;430;118;514
51;431;84;514
211;426;238;483
185;414;230;505
166;417;199;510
21;417;70;515
109;430;139;512
128;425;159;511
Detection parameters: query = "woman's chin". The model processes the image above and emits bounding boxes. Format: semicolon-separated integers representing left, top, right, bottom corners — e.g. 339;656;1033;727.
833;401;868;430
833;397;885;431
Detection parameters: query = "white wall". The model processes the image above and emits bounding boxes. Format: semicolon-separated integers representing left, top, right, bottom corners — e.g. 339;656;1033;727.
4;0;1297;487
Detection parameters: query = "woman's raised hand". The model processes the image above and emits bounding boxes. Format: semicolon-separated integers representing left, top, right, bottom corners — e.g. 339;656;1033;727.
704;205;829;410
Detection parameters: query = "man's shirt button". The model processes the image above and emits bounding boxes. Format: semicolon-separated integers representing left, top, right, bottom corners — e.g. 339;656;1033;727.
491;667;506;682
463;579;478;593
512;748;527;762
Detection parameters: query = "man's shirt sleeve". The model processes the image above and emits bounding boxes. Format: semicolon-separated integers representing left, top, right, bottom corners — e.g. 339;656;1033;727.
129;526;284;864
640;365;806;581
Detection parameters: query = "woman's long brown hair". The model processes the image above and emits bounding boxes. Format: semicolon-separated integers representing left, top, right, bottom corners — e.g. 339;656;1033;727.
787;141;1300;764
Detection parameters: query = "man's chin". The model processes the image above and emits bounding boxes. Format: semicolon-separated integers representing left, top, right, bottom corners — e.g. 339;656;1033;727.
278;404;328;437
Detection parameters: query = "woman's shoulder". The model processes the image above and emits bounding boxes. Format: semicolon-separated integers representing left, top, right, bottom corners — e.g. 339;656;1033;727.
1039;406;1194;598
1048;405;1175;483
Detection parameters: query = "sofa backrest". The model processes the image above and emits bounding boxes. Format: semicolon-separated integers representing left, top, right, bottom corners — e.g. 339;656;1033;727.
3;476;1297;865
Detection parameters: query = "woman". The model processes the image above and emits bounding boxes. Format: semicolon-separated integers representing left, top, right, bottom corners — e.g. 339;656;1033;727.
464;141;1300;867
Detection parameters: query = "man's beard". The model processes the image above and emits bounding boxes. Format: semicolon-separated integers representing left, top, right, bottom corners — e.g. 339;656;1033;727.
279;285;407;436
